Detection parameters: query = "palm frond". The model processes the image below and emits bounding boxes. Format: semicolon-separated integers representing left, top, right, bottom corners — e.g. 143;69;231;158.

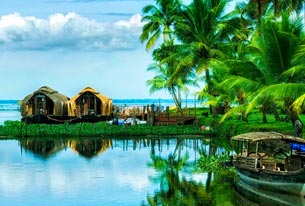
247;83;305;113
220;104;247;123
218;76;261;92
291;94;305;113
281;65;305;81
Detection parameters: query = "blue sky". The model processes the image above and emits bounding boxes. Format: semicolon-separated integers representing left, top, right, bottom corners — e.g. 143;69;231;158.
0;0;179;100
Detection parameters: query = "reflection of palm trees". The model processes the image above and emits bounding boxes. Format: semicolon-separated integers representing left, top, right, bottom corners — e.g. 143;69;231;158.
68;139;112;158
20;139;66;158
144;137;236;206
143;139;212;206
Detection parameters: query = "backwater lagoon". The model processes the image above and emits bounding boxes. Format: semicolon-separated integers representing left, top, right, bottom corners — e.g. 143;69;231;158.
0;100;303;206
0;137;235;206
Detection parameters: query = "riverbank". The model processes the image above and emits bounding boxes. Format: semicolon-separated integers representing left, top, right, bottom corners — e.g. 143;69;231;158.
0;110;302;139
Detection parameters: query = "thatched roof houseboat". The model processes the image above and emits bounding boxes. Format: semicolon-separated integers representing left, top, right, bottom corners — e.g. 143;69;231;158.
69;87;113;122
21;86;69;123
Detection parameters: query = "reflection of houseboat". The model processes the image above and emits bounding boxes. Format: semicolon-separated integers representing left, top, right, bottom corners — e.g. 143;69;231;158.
20;139;66;158
21;86;113;123
21;86;70;123
68;139;112;158
232;132;305;197
69;87;113;123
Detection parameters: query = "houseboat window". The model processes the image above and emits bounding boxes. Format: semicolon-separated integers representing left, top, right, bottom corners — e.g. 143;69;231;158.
36;94;45;115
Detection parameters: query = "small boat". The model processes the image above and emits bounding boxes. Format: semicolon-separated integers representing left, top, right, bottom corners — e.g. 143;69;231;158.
234;178;305;206
232;132;305;197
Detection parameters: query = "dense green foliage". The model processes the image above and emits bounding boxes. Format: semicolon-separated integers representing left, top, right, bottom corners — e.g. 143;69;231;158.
141;0;305;130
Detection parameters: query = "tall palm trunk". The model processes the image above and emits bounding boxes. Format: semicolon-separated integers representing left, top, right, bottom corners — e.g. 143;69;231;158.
256;0;263;23
272;102;281;121
261;102;268;123
237;90;248;122
205;69;218;117
285;97;303;136
170;85;183;114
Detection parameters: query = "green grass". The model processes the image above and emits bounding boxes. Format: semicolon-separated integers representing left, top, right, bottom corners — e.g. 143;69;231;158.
0;108;302;139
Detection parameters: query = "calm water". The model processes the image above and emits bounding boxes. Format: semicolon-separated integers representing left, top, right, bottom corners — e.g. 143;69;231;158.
1;100;304;206
0;138;225;206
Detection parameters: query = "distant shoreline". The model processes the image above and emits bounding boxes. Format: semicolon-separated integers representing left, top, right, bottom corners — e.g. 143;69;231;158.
0;98;202;107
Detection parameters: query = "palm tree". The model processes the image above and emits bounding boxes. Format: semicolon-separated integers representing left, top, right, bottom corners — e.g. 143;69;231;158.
215;10;305;126
172;0;235;116
146;41;197;112
271;0;305;17
245;12;305;126
140;0;182;51
241;0;271;23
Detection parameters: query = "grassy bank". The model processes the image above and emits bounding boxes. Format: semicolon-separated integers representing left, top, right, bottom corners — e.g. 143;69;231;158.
0;121;212;139
0;108;302;139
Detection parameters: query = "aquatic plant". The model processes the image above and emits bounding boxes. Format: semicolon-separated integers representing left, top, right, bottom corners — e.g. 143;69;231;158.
197;154;232;172
0;120;211;139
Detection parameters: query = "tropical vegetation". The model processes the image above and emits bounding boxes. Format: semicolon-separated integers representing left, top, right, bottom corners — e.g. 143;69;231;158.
141;0;305;134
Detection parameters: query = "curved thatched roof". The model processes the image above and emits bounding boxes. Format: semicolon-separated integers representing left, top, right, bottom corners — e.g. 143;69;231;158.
69;86;113;116
231;132;305;144
22;86;68;102
69;86;112;103
21;86;69;116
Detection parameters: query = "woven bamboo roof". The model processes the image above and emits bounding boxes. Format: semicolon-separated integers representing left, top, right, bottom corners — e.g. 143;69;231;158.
231;132;305;144
22;86;69;103
69;86;112;103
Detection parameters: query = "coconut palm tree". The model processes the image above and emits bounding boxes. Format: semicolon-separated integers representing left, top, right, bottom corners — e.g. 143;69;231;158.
172;0;235;116
271;0;305;17
240;0;271;23
140;0;182;51
146;41;198;113
244;12;305;126
215;10;305;126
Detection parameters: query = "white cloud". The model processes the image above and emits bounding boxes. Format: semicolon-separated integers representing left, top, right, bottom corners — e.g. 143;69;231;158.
0;12;144;51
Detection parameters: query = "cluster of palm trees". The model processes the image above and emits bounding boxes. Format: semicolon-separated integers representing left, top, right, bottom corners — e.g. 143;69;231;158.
140;0;305;127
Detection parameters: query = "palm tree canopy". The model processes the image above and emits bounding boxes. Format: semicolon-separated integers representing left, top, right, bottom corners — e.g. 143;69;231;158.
140;0;182;51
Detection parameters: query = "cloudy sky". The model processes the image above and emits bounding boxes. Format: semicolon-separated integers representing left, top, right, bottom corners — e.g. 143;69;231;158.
0;0;177;100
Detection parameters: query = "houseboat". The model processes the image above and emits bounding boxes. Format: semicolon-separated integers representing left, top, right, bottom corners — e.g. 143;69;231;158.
232;132;305;197
21;86;70;123
68;86;113;122
21;86;113;123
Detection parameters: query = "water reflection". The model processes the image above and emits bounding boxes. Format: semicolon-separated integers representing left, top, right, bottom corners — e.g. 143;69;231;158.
143;150;212;205
142;138;236;206
19;138;204;160
68;139;112;158
0;138;240;206
20;139;66;158
234;179;305;206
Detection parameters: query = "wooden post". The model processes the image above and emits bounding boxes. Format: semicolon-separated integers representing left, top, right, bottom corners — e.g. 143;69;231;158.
146;105;150;124
194;95;196;117
142;106;146;121
158;99;161;126
185;94;188;116
151;104;155;126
